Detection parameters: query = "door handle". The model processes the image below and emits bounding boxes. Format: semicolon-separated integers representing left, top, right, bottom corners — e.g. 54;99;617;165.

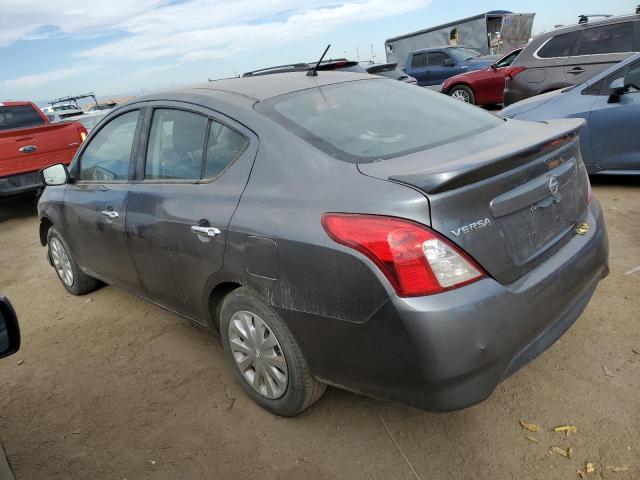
101;210;119;219
568;67;585;74
190;225;221;238
19;145;38;154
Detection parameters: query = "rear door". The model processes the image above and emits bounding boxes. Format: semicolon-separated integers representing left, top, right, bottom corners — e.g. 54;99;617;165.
566;21;637;84
62;107;144;292
126;102;256;321
0;104;82;178
589;59;640;171
406;52;428;86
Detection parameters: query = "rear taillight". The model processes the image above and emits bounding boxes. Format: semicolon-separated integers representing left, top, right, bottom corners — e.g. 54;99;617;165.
505;66;526;80
321;214;485;297
80;131;87;141
77;124;88;142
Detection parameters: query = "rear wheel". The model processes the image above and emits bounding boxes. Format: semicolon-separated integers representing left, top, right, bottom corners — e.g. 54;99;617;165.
449;85;475;105
220;287;326;416
47;228;100;295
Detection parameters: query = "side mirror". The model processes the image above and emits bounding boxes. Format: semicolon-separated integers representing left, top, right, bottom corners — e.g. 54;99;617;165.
42;163;69;186
607;77;627;103
400;66;406;73
490;64;498;71
0;296;20;360
443;58;455;67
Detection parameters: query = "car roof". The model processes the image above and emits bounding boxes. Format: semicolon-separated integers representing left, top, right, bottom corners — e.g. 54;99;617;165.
152;71;375;103
536;12;640;39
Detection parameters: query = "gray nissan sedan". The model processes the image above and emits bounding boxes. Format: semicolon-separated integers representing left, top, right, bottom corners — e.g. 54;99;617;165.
38;72;609;416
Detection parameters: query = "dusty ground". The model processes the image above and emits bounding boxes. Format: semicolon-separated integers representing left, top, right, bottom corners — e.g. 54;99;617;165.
0;178;638;480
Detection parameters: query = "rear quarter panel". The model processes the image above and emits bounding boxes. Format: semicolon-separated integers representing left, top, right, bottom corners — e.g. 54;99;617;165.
221;117;431;324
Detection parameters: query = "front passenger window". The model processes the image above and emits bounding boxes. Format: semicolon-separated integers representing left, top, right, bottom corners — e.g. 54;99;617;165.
145;109;208;180
624;61;640;92
79;110;139;181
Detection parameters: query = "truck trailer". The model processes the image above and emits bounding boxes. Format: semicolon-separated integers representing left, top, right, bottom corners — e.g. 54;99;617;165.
385;11;535;67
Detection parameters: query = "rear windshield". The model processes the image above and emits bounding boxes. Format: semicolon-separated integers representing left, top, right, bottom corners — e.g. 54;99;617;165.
0;105;45;131
256;79;501;163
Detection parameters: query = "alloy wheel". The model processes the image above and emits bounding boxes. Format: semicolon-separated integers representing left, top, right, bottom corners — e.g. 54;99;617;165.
451;89;471;102
50;238;74;287
228;310;288;399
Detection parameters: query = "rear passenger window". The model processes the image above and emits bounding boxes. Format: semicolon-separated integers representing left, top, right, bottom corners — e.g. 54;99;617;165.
538;31;580;58
0;105;45;131
204;121;249;179
411;53;426;68
145;109;208;180
578;22;634;56
79;110;139;181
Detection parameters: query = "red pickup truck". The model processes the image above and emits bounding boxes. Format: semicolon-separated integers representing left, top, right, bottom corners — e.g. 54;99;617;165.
0;101;87;197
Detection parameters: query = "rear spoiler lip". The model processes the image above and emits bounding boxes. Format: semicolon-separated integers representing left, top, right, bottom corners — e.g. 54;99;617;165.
388;118;585;195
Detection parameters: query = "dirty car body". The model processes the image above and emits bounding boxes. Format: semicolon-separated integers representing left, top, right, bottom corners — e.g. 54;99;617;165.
38;72;609;412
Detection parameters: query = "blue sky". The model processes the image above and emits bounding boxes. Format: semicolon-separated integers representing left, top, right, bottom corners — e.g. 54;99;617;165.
0;0;635;103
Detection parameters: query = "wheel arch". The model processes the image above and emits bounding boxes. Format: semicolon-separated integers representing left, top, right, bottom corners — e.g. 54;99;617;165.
39;216;54;246
207;280;244;333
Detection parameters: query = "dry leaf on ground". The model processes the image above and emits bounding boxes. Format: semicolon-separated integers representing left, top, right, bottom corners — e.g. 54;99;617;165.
519;420;540;432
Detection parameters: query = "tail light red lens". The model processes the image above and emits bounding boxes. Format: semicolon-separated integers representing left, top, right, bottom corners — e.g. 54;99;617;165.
505;66;526;80
321;214;485;297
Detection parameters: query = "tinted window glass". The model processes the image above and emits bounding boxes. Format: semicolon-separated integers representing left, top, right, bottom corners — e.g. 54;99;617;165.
79;111;139;181
411;52;426;68
427;52;449;66
624;60;640;92
256;79;502;163
578;22;633;55
145;109;208;180
495;49;522;68
0;105;45;131
538;31;580;58
204;121;249;178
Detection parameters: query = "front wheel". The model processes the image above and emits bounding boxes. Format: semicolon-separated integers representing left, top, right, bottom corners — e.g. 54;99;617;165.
449;85;476;104
47;228;100;295
220;287;326;416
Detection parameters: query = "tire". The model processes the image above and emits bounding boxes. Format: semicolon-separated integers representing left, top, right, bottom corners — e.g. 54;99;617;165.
47;228;100;295
220;287;326;416
449;85;475;105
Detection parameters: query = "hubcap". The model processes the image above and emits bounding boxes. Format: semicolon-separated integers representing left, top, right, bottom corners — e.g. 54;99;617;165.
228;311;288;399
50;238;74;287
451;89;470;102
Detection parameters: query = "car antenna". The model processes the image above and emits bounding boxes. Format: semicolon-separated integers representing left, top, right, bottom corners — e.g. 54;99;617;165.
307;44;331;77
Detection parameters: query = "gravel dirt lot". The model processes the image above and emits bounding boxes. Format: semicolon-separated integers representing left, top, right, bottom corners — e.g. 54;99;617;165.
0;177;638;479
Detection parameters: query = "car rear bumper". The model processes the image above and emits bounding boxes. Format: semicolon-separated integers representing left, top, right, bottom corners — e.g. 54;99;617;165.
278;198;608;411
0;171;43;197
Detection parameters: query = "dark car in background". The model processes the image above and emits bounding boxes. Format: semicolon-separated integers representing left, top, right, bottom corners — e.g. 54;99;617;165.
39;72;607;417
502;53;640;175
442;46;523;105
503;12;640;106
403;46;497;86
364;62;417;84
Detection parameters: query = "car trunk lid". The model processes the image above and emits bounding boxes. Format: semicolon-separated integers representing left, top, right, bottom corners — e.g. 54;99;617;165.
358;118;590;284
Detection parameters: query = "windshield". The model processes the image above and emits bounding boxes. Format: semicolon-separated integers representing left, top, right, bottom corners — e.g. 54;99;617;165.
256;79;502;163
448;47;483;61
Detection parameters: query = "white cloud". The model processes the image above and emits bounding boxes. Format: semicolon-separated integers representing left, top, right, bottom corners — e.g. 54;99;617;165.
0;0;430;95
2;64;96;88
2;0;429;61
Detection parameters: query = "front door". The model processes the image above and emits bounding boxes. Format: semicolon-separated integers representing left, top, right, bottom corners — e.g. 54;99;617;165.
126;103;256;321
426;51;454;85
589;59;640;172
62;108;144;292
